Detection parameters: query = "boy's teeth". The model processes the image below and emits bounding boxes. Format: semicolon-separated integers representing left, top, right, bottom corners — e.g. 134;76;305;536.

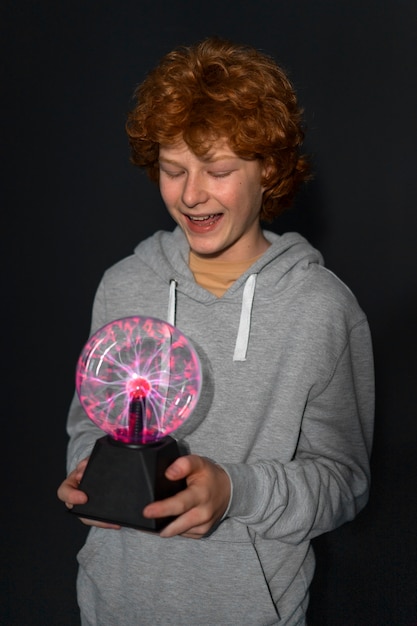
191;215;214;221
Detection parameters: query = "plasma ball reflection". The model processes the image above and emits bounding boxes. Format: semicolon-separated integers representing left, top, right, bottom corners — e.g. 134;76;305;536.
76;316;202;444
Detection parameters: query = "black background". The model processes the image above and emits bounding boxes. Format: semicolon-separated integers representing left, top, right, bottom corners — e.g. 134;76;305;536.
3;1;417;624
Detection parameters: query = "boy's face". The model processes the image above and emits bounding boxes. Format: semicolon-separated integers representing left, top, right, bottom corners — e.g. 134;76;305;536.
159;139;269;262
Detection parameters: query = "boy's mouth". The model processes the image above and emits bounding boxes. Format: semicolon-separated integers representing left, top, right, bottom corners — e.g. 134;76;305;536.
185;213;223;232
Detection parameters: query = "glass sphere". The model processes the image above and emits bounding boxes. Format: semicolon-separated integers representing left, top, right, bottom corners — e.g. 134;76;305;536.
76;316;202;444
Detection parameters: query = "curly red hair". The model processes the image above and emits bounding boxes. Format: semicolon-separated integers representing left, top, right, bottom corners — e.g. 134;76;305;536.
126;37;311;221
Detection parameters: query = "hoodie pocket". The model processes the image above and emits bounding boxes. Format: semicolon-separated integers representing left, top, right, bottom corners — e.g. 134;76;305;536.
76;522;280;625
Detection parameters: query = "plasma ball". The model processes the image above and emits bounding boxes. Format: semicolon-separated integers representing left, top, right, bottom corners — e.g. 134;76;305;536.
76;315;202;444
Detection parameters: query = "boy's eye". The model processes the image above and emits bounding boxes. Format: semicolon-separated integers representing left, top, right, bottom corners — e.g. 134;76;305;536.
209;171;232;178
161;169;183;178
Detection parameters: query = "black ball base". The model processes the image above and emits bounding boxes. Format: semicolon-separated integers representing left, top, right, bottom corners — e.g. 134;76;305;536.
69;434;186;532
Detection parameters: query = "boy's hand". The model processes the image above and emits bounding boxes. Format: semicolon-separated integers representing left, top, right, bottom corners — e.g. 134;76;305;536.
57;458;121;530
142;454;231;539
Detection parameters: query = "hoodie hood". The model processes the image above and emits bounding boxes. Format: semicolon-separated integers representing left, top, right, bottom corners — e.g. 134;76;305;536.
134;227;324;361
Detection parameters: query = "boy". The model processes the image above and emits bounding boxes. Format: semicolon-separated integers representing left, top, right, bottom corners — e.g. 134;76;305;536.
58;37;374;625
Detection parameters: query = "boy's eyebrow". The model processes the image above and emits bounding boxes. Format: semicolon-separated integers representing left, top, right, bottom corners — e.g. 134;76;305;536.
159;154;238;165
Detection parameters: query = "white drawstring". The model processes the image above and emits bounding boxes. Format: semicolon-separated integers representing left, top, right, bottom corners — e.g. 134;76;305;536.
167;279;177;326
233;274;257;362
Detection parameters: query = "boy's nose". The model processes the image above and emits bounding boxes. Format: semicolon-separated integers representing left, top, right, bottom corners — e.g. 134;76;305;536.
181;174;209;207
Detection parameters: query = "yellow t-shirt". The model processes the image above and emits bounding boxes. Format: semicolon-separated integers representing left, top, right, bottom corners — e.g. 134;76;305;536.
189;250;263;297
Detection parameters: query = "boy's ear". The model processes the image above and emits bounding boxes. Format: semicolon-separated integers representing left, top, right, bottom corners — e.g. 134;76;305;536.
260;158;274;191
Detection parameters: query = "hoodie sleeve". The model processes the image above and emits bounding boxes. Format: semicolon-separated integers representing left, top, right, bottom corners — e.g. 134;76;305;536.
220;318;374;543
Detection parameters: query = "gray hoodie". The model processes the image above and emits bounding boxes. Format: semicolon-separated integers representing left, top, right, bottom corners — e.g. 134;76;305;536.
66;227;374;626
